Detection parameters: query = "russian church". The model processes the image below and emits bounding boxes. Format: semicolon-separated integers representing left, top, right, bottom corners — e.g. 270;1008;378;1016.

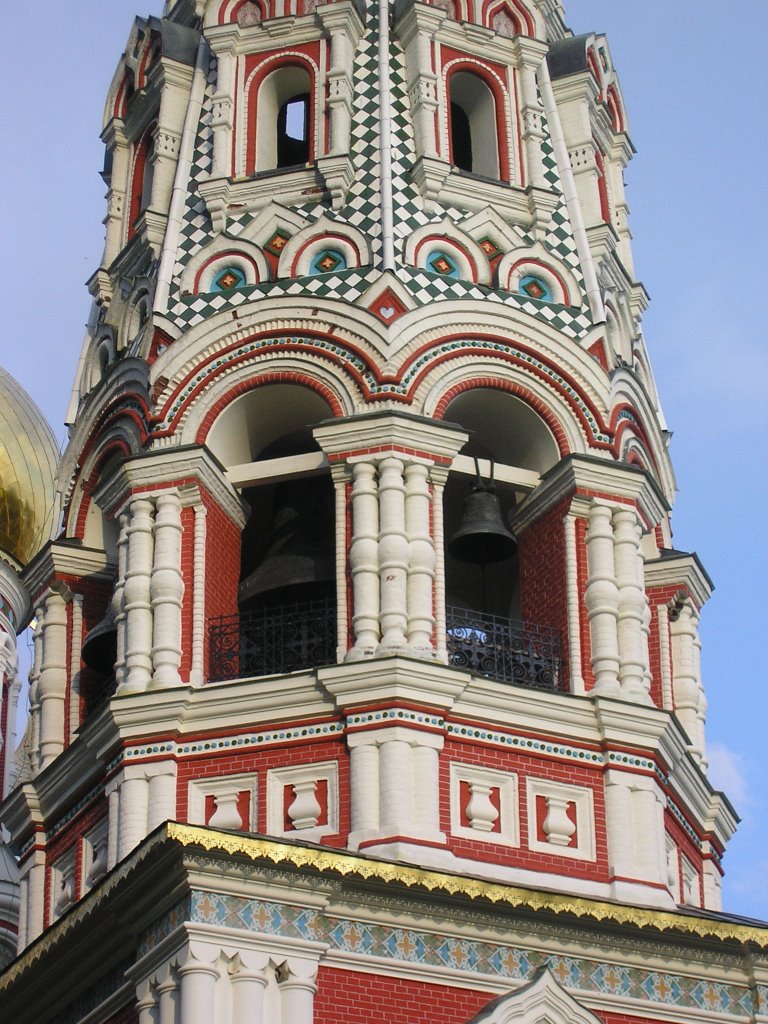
1;0;766;1020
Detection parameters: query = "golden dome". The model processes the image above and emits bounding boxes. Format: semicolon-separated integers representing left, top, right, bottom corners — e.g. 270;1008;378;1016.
0;368;59;567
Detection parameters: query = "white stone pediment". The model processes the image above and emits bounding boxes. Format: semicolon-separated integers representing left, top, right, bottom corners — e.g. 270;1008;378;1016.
467;968;602;1024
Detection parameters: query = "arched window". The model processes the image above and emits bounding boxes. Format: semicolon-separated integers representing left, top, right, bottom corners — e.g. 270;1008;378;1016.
254;65;313;172
448;71;499;179
128;128;155;239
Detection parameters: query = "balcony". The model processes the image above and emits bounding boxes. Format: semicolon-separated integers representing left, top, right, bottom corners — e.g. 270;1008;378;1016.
445;606;562;692
208;600;562;691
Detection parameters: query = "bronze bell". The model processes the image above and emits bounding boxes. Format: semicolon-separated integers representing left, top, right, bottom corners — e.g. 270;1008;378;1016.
448;461;517;564
238;477;335;607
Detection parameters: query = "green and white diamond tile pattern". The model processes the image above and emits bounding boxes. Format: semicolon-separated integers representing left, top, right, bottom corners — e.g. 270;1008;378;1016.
395;267;592;338
163;1;592;339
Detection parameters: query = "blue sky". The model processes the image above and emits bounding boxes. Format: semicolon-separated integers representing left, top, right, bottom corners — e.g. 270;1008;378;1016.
1;2;766;918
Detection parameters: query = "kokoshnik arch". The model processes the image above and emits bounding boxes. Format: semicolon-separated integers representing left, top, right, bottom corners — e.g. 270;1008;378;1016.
1;0;766;1022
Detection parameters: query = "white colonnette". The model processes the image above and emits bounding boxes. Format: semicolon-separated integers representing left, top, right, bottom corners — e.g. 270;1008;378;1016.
134;942;320;1024
670;600;707;767
585;501;651;702
347;454;439;660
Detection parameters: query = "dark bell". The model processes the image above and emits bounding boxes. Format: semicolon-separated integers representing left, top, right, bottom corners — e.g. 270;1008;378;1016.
238;478;334;606
81;604;117;675
448;466;516;565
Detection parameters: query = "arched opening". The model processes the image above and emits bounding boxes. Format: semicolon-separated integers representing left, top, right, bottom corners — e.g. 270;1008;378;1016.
448;71;500;179
442;389;562;689
128;128;155;239
254;65;312;172
206;384;337;679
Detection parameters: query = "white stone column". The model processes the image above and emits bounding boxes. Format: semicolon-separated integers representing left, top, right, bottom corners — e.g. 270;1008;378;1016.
604;773;634;879
102;129;130;265
118;773;149;860
231;954;269;1024
123;498;155;692
114;512;129;688
27;603;45;772
377;458;409;654
22;856;45;946
211;49;235;178
431;468;449;662
16;875;28;952
564;513;584;693
190;501;208;685
348;741;379;841
613;508;651;703
657;603;673;710
411;744;441;837
693;615;708;770
405;462;435;655
632;786;666;886
157;969;179;1024
670;601;704;763
398;7;442;160
151;492;184;688
136;981;157;1024
331;467;349;661
280;958;317;1024
326;29;353;155
38;590;69;769
178;949;219;1024
68;595;84;742
584;503;620;695
147;767;177;832
515;39;547;189
106;780;120;870
348;462;380;659
379;738;413;834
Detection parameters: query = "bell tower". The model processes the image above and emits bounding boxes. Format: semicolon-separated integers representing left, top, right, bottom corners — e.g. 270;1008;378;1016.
2;1;765;1022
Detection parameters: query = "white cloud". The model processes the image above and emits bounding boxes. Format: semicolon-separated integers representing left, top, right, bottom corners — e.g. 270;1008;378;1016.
707;742;750;809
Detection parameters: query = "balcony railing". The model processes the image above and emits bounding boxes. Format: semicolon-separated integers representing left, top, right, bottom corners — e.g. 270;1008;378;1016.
208;597;338;683
445;606;562;692
208;600;562;691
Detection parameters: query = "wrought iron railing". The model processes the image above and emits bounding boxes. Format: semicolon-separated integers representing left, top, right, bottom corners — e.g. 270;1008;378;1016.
446;606;562;691
208;600;561;690
208;597;338;683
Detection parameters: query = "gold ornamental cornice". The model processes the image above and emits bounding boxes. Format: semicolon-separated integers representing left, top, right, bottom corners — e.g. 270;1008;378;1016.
4;823;767;994
167;824;768;948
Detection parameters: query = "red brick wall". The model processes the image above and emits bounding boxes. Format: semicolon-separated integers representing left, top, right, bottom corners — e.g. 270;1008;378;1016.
43;796;108;929
441;738;609;881
104;1002;138;1024
175;737;349;845
315;968;491;1024
518;499;570;689
202;492;241;679
315;968;662;1023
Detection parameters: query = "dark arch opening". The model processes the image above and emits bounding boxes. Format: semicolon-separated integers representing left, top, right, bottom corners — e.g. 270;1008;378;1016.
277;92;310;168
450;101;473;172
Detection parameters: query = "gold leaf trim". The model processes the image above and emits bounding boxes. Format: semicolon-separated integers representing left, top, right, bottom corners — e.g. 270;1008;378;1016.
168;823;768;946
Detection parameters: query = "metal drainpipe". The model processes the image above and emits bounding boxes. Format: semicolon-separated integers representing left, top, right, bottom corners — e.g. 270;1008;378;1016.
378;0;396;270
538;56;605;323
153;37;210;315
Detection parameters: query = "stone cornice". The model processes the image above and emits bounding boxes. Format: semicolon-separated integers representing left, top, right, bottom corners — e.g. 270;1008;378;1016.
21;543;115;604
514;454;668;535
95;445;247;528
644;551;714;608
313;411;468;462
3;823;766;1008
319;655;469;711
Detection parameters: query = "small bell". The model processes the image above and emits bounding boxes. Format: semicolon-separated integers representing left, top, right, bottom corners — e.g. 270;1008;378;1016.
448;460;516;564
